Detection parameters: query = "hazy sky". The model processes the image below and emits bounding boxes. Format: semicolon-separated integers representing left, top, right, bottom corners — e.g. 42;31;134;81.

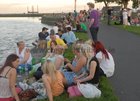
0;0;132;13
0;0;94;13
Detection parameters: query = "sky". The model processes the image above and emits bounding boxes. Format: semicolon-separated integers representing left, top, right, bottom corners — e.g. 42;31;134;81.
0;0;132;13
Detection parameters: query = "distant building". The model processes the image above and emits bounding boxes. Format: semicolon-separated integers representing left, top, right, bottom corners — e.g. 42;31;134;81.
102;6;121;14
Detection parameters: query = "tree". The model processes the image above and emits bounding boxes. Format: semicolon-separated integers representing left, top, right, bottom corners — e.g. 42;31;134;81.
95;0;130;8
116;0;130;8
132;0;139;8
94;0;116;7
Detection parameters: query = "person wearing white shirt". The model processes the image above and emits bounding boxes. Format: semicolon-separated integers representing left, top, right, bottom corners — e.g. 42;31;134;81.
16;41;32;71
94;41;115;77
122;9;128;25
52;23;59;34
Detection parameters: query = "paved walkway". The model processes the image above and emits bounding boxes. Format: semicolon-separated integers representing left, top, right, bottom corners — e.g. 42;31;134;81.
98;23;140;101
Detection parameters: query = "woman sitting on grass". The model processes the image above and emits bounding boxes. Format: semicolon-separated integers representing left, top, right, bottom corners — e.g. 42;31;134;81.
49;40;57;53
42;59;66;101
54;45;65;70
34;45;64;80
94;41;115;77
0;54;20;101
74;44;100;86
63;43;87;85
46;45;65;70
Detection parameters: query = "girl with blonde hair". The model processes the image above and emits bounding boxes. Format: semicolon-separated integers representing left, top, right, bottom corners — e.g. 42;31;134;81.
54;45;65;70
42;59;66;101
64;43;87;85
74;44;100;85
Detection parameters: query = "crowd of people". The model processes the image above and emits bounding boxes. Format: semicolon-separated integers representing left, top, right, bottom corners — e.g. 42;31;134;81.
0;2;115;101
107;7;140;26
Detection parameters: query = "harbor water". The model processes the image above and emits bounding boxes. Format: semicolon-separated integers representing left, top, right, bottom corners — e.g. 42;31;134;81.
0;17;52;65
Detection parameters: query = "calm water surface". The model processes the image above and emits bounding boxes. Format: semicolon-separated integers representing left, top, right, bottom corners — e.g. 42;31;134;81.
0;17;51;64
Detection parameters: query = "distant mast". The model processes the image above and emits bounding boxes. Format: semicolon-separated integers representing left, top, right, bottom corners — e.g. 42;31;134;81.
32;5;34;13
27;6;29;13
27;5;39;14
37;5;39;13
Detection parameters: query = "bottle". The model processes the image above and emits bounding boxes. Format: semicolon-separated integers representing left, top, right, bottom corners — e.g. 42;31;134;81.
32;58;36;65
18;66;22;75
24;64;29;79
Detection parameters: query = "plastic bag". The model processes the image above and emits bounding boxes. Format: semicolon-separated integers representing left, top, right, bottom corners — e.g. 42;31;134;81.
78;83;101;98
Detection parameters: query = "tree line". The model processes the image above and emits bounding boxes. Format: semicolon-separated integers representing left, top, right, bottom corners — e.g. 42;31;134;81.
95;0;139;9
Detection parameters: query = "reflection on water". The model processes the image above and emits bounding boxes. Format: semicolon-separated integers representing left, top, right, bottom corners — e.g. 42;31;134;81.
0;17;51;64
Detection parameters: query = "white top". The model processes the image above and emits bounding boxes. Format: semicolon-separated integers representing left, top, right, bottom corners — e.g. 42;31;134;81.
0;68;12;98
0;77;12;98
52;26;59;34
55;54;64;71
127;10;132;17
122;11;128;19
96;51;115;77
46;35;60;41
16;47;32;65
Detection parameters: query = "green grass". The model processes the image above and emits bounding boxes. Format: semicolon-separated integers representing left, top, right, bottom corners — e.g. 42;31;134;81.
114;25;140;35
38;32;118;101
103;19;140;36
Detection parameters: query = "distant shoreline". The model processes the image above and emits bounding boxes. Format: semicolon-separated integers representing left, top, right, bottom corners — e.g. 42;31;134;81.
0;13;63;17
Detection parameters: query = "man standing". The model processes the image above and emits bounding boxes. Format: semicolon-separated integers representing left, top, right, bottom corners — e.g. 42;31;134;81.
87;2;99;41
107;7;112;25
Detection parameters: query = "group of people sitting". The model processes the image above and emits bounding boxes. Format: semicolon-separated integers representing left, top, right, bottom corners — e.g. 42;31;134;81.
0;8;115;101
0;37;115;101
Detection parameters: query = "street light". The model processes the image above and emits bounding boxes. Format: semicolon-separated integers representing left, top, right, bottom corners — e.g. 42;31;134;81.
74;0;77;12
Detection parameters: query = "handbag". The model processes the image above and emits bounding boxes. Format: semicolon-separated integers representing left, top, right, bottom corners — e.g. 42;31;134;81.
18;89;38;101
67;85;82;98
77;83;101;98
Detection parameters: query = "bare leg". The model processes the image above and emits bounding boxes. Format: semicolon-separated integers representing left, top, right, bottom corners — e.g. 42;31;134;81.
42;75;53;101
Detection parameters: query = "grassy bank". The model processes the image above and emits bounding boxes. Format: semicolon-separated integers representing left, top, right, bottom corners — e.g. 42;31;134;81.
104;20;140;36
38;32;118;101
114;25;140;36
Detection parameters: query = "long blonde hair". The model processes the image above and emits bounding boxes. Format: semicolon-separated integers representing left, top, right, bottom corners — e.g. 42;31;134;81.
72;43;82;53
81;44;94;58
42;60;57;82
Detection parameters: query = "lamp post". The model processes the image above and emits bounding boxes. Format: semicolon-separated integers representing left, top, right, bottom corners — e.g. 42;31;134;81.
74;0;77;12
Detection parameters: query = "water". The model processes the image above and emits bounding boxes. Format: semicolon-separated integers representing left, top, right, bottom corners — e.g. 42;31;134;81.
0;17;52;65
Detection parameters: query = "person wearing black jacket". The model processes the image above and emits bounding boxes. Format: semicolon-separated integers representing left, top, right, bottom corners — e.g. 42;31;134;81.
107;7;112;25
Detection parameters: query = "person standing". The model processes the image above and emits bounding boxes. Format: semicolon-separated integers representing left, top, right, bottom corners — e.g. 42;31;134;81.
122;9;128;25
127;9;132;25
107;7;112;25
87;2;99;41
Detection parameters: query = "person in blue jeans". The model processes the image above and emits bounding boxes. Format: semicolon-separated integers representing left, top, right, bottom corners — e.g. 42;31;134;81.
87;2;99;41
